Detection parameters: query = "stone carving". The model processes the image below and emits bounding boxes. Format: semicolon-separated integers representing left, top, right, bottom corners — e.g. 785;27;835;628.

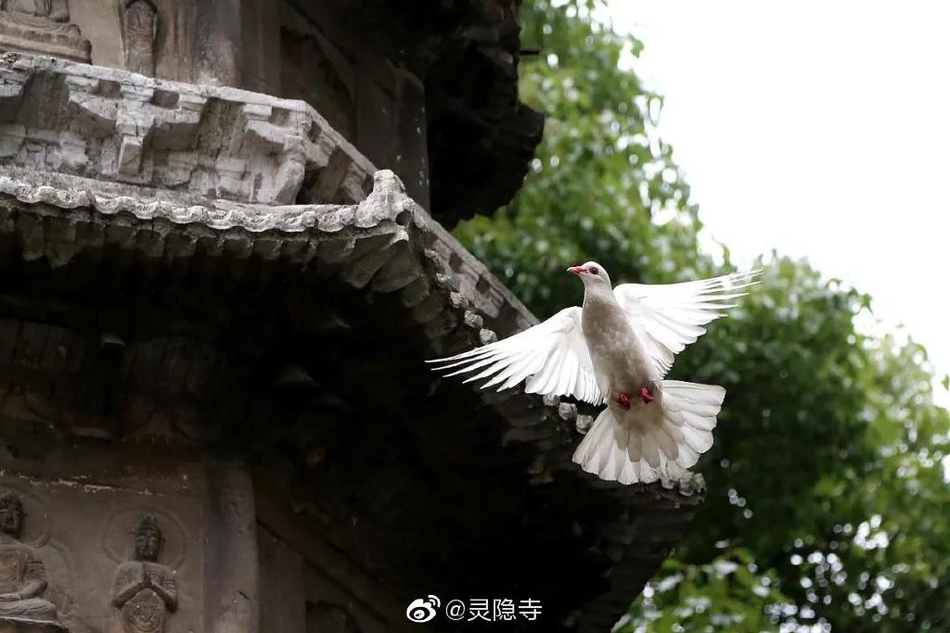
0;166;416;234
110;516;176;633
0;55;374;205
120;0;157;76
0;0;90;63
2;0;69;21
0;490;67;631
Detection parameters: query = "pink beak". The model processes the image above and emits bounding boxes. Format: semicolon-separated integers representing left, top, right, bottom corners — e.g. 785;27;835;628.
567;266;585;275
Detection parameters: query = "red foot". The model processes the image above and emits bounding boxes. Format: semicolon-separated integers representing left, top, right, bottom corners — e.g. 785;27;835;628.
616;392;631;410
640;386;654;404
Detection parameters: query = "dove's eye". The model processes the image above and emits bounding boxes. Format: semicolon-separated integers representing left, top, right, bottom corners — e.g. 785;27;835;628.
589;266;599;275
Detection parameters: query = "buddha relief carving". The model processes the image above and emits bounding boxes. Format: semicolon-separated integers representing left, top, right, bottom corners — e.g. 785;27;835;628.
0;0;69;21
0;490;67;631
120;0;157;76
0;0;90;62
110;515;177;633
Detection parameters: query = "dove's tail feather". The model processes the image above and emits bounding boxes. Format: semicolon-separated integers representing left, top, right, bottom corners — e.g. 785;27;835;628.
572;380;725;484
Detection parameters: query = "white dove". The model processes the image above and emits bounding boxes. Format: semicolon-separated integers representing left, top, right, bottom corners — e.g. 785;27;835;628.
429;262;759;484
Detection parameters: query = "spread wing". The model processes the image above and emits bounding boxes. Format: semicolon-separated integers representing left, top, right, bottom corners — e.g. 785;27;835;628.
427;306;605;405
613;270;760;377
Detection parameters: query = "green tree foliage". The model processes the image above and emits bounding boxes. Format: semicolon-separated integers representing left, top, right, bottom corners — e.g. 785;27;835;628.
454;1;950;630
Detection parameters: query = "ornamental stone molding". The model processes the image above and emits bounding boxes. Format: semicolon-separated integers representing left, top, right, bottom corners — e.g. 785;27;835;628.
0;53;374;207
0;52;535;335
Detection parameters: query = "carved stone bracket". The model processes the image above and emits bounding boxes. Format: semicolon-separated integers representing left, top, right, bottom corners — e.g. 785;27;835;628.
0;53;374;206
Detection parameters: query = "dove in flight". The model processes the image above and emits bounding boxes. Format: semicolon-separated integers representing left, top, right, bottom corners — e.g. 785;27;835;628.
428;262;760;484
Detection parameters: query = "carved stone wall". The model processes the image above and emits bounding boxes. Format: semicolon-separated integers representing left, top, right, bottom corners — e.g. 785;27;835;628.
118;0;157;77
0;457;258;633
47;0;234;86
254;470;415;633
268;1;430;209
279;24;354;143
258;529;386;633
0;0;431;210
0;0;538;230
0;0;91;63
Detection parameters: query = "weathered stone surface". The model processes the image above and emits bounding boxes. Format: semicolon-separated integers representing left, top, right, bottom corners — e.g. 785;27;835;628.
0;490;67;631
0;185;703;633
0;54;374;207
0;159;536;346
0;460;257;633
0;0;90;64
284;0;541;226
0;0;538;229
0;52;532;343
256;489;405;633
110;515;177;633
118;0;157;77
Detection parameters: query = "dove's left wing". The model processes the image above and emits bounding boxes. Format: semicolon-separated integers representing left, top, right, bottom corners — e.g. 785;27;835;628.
427;306;606;405
613;270;760;377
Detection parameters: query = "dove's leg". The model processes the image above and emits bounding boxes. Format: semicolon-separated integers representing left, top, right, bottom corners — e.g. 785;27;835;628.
616;392;632;410
639;386;654;404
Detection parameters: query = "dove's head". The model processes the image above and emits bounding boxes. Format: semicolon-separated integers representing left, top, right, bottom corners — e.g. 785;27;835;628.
567;261;611;288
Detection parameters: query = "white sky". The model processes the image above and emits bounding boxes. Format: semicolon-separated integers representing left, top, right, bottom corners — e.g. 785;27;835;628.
606;0;950;407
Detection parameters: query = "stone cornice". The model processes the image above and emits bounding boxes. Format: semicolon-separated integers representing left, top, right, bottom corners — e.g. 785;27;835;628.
0;169;402;234
0;53;374;207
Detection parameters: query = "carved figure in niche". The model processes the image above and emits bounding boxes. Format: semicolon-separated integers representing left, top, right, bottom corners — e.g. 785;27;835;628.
121;0;157;76
0;490;67;631
110;516;176;633
0;0;90;63
0;0;69;21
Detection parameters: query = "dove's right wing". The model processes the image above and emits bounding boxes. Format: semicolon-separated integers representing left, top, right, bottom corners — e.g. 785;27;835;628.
427;306;606;405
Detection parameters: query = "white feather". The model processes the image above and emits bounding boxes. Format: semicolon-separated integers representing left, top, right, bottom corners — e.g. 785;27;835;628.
428;307;606;405
573;380;726;483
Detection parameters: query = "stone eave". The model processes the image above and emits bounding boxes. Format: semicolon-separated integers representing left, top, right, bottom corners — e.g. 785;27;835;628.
0;53;376;208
